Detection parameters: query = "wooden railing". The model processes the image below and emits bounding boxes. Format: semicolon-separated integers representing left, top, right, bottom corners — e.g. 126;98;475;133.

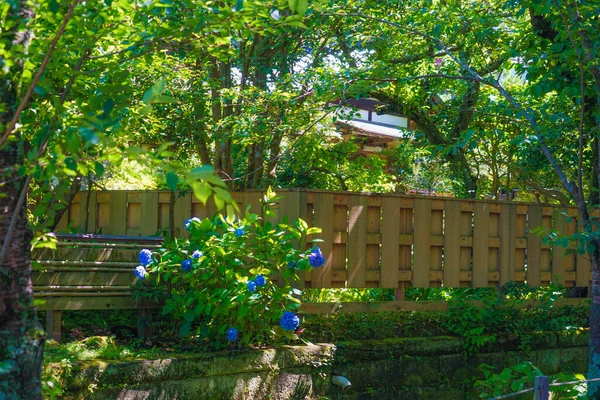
51;189;589;294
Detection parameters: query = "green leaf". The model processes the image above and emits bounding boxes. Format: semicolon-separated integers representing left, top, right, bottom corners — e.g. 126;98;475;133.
142;78;166;104
213;186;232;203
94;162;105;176
64;157;77;171
166;172;178;191
48;0;59;13
184;309;196;322
192;181;212;205
179;320;191;336
102;98;115;117
189;165;215;180
295;0;308;16
306;227;322;235
162;302;177;315
214;194;225;211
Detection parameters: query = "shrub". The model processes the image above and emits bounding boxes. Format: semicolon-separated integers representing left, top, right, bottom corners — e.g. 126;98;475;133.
133;188;323;348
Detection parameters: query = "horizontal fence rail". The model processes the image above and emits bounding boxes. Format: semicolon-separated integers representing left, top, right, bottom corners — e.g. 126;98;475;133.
50;189;590;292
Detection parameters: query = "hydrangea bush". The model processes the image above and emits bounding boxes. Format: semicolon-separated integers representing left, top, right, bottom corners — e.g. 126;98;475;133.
133;188;323;348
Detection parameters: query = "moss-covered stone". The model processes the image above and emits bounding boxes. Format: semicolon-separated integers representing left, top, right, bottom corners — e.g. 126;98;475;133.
52;334;589;399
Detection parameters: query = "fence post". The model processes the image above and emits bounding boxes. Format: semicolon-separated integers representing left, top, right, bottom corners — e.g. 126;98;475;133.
534;376;549;400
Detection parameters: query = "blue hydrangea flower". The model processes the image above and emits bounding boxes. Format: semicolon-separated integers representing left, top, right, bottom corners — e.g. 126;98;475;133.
192;250;203;259
308;246;325;267
181;259;193;272
227;327;238;342
255;275;266;287
234;227;244;237
134;266;146;280
184;217;201;231
138;249;152;266
287;261;297;269
280;311;300;331
247;280;256;292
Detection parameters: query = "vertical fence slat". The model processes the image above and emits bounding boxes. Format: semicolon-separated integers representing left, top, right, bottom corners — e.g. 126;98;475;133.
366;204;381;287
473;203;489;287
413;199;431;287
551;209;567;285
460;202;473;287
313;193;334;288
347;195;368;288
109;192;127;235
84;191;97;233
527;205;543;286
443;201;461;287
500;204;517;285
430;204;444;287
173;193;191;238
141;192;159;236
381;197;400;289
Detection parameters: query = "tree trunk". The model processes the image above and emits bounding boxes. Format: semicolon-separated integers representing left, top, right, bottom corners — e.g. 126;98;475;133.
0;2;45;397
0;144;45;399
589;253;600;398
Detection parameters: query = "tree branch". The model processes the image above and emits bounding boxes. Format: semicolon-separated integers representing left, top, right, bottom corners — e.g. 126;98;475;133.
0;0;80;148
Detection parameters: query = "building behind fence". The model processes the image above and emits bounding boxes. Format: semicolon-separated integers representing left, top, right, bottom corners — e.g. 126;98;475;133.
50;189;590;293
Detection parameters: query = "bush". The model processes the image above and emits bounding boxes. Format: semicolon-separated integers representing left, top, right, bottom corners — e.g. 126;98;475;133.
133;188;323;348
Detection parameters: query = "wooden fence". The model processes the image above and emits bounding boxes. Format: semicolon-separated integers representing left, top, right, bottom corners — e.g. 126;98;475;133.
51;189;590;294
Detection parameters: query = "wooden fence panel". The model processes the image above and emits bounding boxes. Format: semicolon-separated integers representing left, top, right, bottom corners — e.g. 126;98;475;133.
381;197;400;289
473;202;489;287
347;194;368;288
527;205;543;286
313;193;334;288
332;194;348;288
398;199;413;292
413;199;431;287
53;190;593;291
459;201;473;287
500;204;516;285
443;200;461;287
515;205;528;283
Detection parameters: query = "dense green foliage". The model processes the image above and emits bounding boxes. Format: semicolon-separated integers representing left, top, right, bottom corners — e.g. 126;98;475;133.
134;188;323;347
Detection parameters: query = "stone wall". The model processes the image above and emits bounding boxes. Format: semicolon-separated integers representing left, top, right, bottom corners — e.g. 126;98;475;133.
53;332;589;399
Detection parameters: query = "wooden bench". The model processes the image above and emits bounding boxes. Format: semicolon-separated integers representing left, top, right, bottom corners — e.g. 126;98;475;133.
32;233;163;342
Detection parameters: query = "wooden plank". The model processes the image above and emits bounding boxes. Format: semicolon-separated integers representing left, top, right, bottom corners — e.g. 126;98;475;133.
430;208;443;287
312;193;334;288
52;234;163;244
576;248;591;289
46;310;62;342
332;203;348;288
473;202;490;287
443;201;461;287
81;191;97;232
381;197;400;288
413;199;432;287
34;296;159;311
127;203;141;232
347;195;368;288
515;211;527;282
32;272;136;286
140;192;159;236
460;203;473;287
527;205;543;286
173;193;191;237
366;205;381;285
279;192;305;288
243;191;264;217
109;192;127;235
500;204;517;285
551;209;567;285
